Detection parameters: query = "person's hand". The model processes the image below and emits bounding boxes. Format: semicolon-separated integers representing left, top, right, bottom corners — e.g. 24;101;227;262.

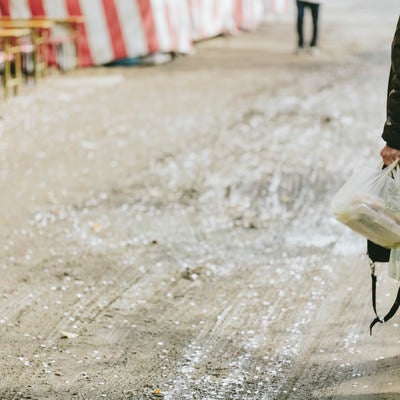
380;145;400;165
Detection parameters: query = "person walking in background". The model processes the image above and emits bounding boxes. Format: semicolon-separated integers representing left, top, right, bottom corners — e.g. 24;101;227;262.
295;0;322;54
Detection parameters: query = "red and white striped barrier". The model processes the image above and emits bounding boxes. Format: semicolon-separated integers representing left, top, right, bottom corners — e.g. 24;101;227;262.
188;0;237;42
187;0;275;41
0;0;288;67
237;0;265;31
74;0;192;65
0;0;193;66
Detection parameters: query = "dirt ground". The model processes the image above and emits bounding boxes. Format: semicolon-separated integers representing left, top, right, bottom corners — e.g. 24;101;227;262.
1;1;400;399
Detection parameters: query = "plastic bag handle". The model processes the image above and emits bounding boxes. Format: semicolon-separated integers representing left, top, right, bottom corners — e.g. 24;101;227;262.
382;160;400;174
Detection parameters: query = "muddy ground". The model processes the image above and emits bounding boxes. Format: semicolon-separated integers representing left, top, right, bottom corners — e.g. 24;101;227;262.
0;1;400;399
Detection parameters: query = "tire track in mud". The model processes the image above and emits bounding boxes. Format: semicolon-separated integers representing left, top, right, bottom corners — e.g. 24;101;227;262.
62;147;343;400
0;263;77;398
152;138;348;400
4;237;219;399
0;251;150;399
0;290;44;327
161;250;335;399
266;256;369;400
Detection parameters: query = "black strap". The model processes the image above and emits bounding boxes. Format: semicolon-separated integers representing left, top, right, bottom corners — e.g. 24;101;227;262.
369;262;400;335
371;269;379;319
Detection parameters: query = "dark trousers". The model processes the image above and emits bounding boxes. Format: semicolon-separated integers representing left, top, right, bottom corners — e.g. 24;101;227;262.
296;1;320;48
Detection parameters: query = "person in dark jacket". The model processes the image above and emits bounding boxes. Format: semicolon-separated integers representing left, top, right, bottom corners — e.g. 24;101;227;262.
369;16;400;262
381;16;400;165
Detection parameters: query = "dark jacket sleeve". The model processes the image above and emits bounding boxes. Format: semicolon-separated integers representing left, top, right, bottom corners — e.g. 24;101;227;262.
382;17;400;149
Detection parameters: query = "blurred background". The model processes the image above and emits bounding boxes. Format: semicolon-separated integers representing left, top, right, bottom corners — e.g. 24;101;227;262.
0;1;400;400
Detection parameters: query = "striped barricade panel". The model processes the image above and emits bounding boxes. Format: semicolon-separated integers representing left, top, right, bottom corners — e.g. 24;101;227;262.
238;0;265;31
188;0;240;42
68;0;192;65
0;0;193;66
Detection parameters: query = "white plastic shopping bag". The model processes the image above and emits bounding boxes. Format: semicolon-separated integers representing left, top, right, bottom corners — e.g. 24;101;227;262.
332;160;400;248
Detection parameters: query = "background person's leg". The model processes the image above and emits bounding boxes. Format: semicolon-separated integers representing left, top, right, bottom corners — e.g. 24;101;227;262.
296;1;306;48
310;3;320;47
